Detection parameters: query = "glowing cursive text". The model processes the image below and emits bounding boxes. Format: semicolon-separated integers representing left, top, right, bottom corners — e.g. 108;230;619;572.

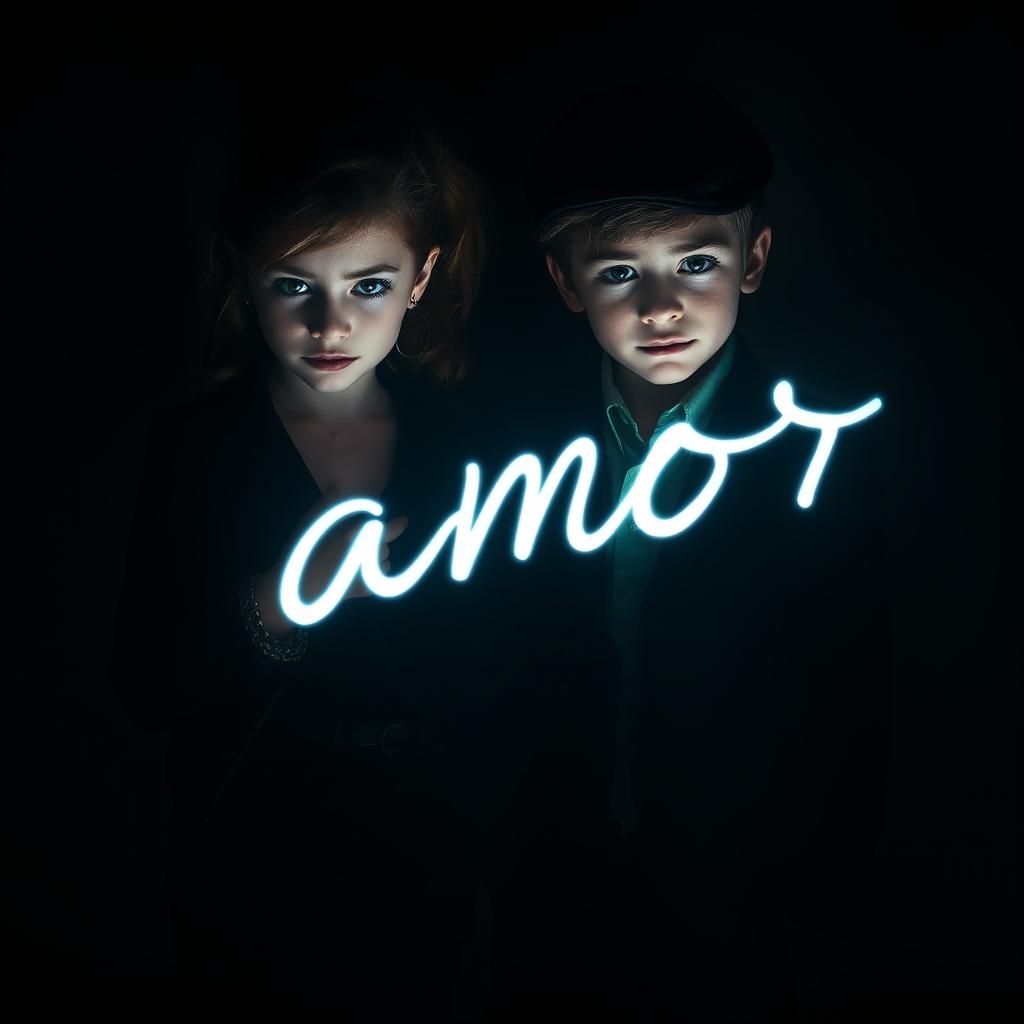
277;382;882;627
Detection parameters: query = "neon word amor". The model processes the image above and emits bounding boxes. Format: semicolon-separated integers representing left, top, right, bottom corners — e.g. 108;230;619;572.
278;382;882;627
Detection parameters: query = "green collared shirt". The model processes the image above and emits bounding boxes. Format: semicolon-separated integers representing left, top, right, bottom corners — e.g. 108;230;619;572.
601;331;737;832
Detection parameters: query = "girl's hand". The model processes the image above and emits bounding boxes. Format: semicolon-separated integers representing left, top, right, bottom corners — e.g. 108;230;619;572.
255;487;409;636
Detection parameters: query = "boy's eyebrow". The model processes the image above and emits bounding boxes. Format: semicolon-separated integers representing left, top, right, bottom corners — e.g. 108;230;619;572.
583;238;734;265
266;262;401;279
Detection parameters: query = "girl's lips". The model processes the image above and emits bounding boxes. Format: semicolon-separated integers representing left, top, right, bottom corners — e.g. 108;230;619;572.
303;355;358;372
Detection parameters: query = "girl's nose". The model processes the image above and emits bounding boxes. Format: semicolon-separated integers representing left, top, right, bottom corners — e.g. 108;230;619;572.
310;326;350;341
310;303;353;341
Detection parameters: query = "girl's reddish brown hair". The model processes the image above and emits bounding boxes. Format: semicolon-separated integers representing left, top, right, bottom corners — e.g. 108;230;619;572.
198;115;487;394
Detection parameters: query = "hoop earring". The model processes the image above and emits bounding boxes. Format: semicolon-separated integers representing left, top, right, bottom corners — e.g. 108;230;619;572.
396;332;429;359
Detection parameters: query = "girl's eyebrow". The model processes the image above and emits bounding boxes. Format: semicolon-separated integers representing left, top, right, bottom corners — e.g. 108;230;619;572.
267;262;401;279
583;238;733;265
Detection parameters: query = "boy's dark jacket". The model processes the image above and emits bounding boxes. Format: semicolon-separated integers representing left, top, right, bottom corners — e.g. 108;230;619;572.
494;327;894;945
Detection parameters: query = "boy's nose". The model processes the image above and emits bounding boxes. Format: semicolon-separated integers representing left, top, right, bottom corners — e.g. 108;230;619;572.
640;305;684;325
637;283;686;325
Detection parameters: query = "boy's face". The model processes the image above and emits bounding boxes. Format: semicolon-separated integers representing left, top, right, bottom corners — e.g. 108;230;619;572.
546;213;771;389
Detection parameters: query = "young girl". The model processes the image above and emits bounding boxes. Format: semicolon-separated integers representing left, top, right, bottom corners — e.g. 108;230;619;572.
108;113;509;1017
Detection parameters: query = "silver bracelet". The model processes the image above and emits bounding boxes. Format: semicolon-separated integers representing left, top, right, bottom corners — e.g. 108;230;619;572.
238;572;310;663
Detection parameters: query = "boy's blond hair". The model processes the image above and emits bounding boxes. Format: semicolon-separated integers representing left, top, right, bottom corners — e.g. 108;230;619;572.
539;195;766;292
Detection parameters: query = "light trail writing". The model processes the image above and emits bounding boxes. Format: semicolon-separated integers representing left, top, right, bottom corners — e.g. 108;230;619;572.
277;382;882;627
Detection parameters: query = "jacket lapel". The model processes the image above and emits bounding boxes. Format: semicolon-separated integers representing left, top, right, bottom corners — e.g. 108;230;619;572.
552;356;621;621
638;334;781;620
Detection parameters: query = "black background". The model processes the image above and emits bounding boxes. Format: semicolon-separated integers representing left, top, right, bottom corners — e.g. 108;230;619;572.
7;7;1017;1020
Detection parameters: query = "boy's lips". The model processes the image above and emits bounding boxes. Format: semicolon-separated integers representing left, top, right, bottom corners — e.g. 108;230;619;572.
637;337;696;354
640;336;692;347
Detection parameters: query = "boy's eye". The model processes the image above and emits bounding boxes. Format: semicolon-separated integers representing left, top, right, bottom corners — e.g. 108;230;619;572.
679;254;721;275
596;265;637;285
272;277;310;297
595;255;720;286
353;278;395;300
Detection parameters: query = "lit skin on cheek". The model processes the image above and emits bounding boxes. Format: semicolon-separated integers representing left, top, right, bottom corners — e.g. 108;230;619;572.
265;299;406;395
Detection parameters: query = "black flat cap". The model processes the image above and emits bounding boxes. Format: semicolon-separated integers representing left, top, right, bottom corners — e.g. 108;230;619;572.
525;79;773;230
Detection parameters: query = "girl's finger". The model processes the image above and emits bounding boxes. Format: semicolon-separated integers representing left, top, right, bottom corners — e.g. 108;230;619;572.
384;516;409;543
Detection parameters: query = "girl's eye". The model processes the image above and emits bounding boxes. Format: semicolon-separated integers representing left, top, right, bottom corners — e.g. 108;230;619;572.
273;277;310;297
353;278;395;300
596;265;637;285
270;278;396;300
680;254;721;275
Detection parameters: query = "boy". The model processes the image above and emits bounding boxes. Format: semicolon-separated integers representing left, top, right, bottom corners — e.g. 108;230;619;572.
505;80;894;1021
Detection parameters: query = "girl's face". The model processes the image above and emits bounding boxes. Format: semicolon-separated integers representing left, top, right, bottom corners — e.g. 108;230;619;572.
247;220;439;400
